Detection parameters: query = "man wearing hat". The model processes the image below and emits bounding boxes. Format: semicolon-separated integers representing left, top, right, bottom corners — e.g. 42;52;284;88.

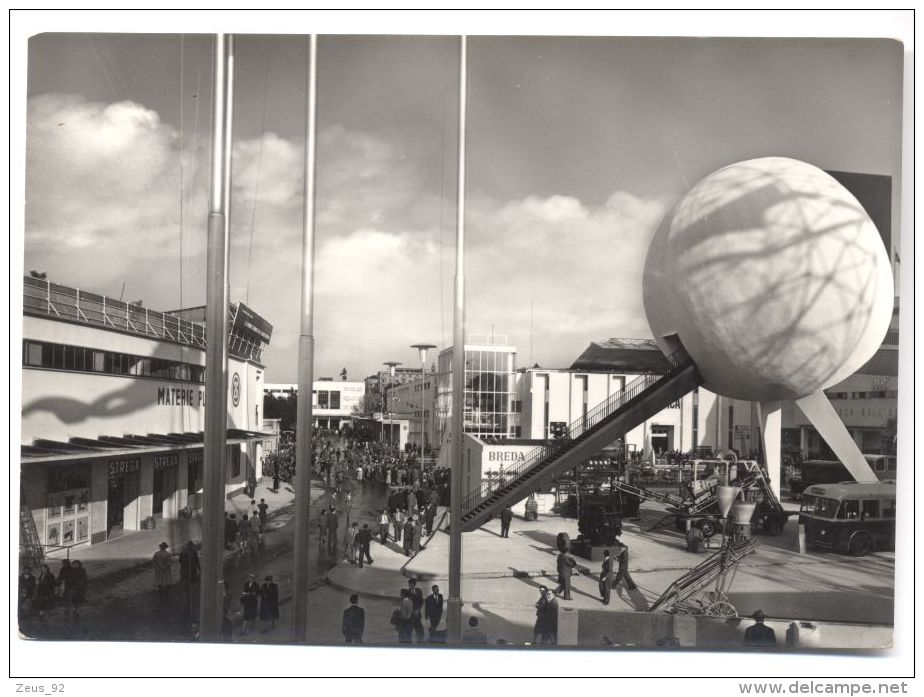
744;609;777;647
240;573;260;635
152;542;173;591
259;575;279;633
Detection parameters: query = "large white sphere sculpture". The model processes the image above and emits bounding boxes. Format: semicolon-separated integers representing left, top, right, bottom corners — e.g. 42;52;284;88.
643;157;893;402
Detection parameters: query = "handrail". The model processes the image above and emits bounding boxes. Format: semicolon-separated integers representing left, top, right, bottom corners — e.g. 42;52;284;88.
461;347;691;516
23;276;260;361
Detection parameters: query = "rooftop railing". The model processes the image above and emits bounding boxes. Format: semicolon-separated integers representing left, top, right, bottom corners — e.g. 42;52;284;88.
23;276;263;363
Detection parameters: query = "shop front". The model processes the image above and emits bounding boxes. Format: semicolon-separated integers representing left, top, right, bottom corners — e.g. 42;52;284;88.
106;456;141;539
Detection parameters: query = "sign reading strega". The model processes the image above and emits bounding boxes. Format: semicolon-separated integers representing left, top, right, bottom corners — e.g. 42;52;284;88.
153;454;179;470
108;458;141;479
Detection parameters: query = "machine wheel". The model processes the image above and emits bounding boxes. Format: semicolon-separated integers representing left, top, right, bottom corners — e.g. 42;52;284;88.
847;531;874;557
704;601;738;617
698;518;718;538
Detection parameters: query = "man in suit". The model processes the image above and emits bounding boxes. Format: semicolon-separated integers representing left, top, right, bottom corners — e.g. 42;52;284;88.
599;549;614;605
554;548;577;600
424;502;437;536
407;579;425;643
499;505;514;538
424;584;444;638
613;537;637;591
743;609;777;648
357;524;374;568
342;594;365;643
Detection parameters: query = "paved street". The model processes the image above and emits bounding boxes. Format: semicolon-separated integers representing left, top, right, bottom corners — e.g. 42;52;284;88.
18;475;394;644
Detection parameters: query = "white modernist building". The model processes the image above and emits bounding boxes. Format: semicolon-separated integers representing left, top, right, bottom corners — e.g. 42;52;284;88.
263;380;365;431
20;276;273;548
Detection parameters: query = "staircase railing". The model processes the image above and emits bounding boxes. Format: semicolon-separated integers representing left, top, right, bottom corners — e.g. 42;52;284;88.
460;347;690;518
19;502;44;570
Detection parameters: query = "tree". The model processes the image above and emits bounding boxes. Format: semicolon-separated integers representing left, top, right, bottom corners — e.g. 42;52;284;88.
264;390;298;432
352;390;383;417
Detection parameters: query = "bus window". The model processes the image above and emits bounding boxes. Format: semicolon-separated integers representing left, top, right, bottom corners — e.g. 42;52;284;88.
875;461;885;472
887;458;897;472
861;500;880;520
799;495;816;514
882;500;896;519
837;499;860;520
814;497;840;519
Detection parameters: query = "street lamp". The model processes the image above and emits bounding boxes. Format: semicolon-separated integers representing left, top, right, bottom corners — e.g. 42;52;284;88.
382;362;402;445
411;344;436;458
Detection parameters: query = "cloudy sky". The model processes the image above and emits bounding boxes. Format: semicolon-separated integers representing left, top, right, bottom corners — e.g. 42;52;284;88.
23;32;903;382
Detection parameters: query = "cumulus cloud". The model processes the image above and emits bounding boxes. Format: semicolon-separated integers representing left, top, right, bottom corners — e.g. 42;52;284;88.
23;93;668;381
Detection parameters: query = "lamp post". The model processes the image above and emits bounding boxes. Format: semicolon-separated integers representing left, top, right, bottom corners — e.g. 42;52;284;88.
411;344;436;458
383;361;401;446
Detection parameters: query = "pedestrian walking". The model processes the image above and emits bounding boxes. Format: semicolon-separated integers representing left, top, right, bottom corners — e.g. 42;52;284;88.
407;490;418;517
56;559;72;602
342;594;365;644
554;549;577;600
403;517;414;556
424;502;437;536
34;564;56;618
344;521;358;563
533;586;558;645
18;566;36;620
238;515;253;557
249;499;259;520
378;509;390;545
240;573;259;635
500;505;514;538
317;510;328;548
327;507;339;555
614;537;638;592
257;498;269;534
259;575;279;633
68;560;87;617
249;513;262;552
424;584;444;638
221;581;233;641
224;513;237;549
272;461;280;493
407;579;425;642
411;516;423;554
393;589;415;643
357;523;374;567
179;540;200;585
599;549;614;605
152;542;173;592
392;507;404;542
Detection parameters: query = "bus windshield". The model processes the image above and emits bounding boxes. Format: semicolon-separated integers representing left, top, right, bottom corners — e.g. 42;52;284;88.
803;495;840;519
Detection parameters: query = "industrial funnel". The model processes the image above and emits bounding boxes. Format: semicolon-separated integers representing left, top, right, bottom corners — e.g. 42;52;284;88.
731;501;756;525
716;485;739;518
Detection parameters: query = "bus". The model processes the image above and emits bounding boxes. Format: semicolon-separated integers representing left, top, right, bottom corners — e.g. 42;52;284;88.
788;455;897;497
798;481;896;556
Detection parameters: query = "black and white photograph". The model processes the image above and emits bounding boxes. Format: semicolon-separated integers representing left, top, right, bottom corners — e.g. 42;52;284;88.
10;9;914;686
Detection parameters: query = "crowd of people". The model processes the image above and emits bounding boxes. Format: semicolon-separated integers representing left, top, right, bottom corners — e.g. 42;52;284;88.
18;559;89;623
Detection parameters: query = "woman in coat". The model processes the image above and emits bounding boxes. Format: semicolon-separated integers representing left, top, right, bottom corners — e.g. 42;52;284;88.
34;564;57;616
259;575;279;632
152;542;173;591
240;573;260;635
412;517;423;556
68;560;88;616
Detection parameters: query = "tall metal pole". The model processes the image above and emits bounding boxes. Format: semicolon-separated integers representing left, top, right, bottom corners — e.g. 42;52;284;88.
292;33;319;643
447;34;467;645
199;33;233;642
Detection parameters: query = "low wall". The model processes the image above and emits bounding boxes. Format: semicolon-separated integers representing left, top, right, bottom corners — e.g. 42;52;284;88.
575;609;892;650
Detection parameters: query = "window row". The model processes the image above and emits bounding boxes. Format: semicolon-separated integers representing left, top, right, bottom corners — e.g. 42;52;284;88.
23;340;205;383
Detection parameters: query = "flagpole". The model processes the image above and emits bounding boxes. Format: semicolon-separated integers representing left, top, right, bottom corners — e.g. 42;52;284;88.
447;33;467;645
199;32;233;642
292;33;318;643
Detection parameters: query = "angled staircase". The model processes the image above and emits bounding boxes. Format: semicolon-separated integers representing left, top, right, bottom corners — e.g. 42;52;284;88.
460;350;703;532
20;486;44;570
